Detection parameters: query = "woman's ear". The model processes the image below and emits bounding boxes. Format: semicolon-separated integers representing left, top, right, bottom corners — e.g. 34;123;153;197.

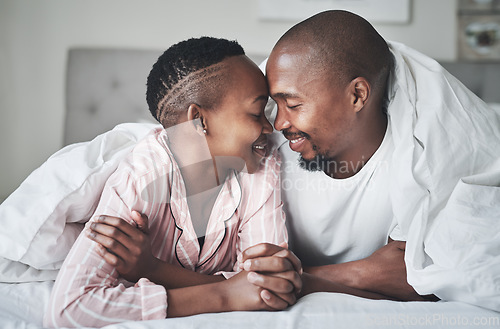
350;77;370;113
187;104;206;136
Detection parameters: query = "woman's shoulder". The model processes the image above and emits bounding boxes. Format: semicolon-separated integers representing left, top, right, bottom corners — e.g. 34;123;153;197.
117;127;174;178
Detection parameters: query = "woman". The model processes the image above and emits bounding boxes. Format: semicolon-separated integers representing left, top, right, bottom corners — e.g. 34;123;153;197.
44;37;301;328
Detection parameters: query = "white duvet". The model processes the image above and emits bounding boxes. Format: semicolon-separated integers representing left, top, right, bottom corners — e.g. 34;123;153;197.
386;42;500;312
0;122;159;282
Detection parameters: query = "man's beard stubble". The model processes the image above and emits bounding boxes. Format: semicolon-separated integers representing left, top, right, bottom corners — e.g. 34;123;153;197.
282;129;334;173
298;150;333;172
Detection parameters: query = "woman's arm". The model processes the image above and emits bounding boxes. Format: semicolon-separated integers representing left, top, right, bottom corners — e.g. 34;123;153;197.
86;213;296;315
88;213;225;289
166;270;290;318
90;153;301;303
43;227;168;328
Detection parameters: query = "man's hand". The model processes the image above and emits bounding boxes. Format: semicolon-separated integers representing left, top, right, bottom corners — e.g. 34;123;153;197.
238;243;303;307
243;241;437;302
86;211;158;283
359;240;436;301
240;243;302;275
307;240;435;301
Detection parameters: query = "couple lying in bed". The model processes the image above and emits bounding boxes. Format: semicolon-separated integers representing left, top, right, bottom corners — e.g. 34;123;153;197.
45;10;500;328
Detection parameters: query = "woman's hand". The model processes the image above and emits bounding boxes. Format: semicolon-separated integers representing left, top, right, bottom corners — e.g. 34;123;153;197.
166;271;294;318
221;271;296;312
86;211;159;283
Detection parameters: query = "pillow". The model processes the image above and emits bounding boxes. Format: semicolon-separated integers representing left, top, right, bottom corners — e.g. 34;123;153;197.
0;122;160;282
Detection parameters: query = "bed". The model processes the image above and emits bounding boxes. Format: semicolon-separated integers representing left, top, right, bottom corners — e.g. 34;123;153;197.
0;47;500;329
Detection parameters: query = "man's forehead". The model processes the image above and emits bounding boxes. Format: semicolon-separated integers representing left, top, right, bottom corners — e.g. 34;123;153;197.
268;45;310;68
267;55;304;84
270;91;301;100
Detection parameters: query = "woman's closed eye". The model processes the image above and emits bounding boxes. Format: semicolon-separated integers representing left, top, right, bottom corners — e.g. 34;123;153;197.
287;104;302;110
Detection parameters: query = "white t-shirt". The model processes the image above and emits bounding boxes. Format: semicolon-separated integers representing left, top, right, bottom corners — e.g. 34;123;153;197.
275;122;396;266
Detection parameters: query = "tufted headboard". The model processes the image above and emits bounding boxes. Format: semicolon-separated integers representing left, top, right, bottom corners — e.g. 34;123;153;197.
64;48;267;145
64;48;162;145
64;48;500;145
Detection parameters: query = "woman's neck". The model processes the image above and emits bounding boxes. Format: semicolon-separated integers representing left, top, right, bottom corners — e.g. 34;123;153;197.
166;122;228;196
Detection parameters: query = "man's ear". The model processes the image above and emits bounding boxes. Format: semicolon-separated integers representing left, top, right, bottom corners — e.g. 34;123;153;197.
350;77;370;113
187;104;207;136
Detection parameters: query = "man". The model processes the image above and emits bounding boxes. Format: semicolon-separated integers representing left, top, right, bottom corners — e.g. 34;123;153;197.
89;10;500;311
240;10;500;312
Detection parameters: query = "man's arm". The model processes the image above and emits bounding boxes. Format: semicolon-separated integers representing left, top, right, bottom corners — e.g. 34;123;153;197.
241;242;437;302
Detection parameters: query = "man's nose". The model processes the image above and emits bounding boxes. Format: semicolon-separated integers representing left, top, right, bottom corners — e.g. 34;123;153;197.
274;106;291;131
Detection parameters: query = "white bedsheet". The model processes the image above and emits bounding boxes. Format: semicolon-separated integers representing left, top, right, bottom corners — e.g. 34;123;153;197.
1;281;499;329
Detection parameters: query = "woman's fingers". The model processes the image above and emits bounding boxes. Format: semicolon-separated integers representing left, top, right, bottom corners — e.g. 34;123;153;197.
94;215;141;238
272;249;302;274
247;270;302;294
94;243;123;268
242;255;293;273
260;289;294;310
131;211;150;234
240;243;285;261
86;230;128;266
242;251;302;276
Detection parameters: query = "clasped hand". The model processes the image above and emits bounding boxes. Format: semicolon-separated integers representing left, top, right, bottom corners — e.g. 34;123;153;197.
237;243;303;309
87;212;303;311
86;211;158;283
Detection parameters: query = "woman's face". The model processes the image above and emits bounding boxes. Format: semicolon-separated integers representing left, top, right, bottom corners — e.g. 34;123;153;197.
204;56;273;174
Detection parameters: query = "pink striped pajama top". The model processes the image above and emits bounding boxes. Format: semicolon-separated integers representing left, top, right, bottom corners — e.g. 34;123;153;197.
44;127;287;328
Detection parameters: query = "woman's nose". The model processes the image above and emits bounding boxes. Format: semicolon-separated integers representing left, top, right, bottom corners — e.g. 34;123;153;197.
261;116;273;134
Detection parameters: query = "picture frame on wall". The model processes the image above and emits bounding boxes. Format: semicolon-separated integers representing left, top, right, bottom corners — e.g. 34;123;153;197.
458;0;500;13
458;0;500;61
258;0;411;24
458;15;500;61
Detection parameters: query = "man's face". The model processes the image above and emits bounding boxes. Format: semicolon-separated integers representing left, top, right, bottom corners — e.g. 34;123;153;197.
266;46;358;172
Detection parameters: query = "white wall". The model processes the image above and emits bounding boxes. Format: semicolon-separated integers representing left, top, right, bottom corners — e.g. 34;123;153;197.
0;0;457;200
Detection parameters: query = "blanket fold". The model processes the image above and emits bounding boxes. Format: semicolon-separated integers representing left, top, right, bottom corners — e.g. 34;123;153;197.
0;123;159;282
387;41;500;311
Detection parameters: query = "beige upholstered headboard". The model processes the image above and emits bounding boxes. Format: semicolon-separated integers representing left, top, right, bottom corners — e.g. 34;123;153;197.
64;48;267;145
64;48;162;145
64;48;499;145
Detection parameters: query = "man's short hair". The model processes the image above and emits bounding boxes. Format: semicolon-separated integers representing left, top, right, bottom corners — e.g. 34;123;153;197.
276;10;393;100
